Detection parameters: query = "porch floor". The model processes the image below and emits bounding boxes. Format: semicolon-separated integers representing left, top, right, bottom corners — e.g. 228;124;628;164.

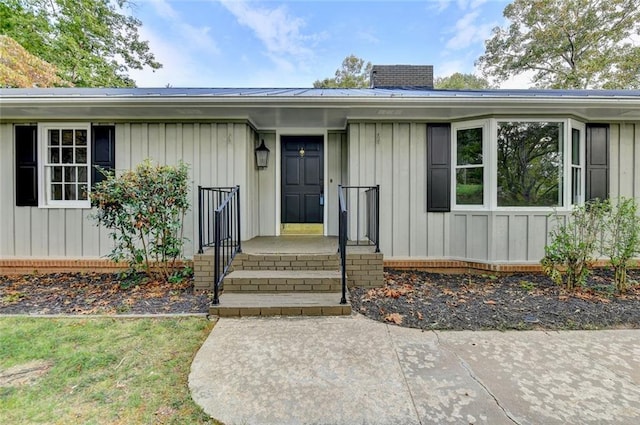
241;236;377;254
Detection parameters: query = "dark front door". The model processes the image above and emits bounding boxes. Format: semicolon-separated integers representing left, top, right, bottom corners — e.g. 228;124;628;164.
281;136;324;223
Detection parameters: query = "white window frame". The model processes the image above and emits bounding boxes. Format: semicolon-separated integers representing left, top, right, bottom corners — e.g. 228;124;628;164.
452;120;489;210
451;117;585;211
568;119;586;206
38;122;92;208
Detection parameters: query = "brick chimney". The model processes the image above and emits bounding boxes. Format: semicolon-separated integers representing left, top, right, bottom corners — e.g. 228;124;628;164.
370;65;434;89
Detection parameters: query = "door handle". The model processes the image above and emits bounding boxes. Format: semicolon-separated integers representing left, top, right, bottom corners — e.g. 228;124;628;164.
320;188;324;206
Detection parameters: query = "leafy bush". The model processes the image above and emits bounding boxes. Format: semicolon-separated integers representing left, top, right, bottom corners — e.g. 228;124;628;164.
541;200;607;290
91;160;190;281
603;197;640;292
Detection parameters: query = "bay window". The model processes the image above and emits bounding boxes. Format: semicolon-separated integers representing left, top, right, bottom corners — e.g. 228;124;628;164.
451;118;584;210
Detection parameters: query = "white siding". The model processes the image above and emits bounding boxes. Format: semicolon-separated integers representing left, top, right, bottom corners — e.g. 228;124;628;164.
1;122;253;259
326;132;346;236
347;121;640;263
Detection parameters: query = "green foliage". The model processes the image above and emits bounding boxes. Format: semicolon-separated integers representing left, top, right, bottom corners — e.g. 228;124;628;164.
602;197;640;292
541;200;607;290
91;160;190;281
0;35;68;87
497;122;562;206
434;72;493;89
477;0;640;89
313;54;372;88
0;0;161;87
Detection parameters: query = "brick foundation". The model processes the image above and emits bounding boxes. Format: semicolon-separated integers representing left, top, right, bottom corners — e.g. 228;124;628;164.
383;258;613;274
0;259;192;276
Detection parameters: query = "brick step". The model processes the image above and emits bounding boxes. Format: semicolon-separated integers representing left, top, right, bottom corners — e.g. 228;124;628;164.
231;253;339;271
223;270;342;293
209;293;351;317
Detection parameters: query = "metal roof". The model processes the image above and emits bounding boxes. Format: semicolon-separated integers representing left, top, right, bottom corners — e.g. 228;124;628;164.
2;87;640;98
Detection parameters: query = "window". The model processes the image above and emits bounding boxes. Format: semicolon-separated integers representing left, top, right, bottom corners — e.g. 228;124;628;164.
15;123;115;208
42;125;90;206
571;128;583;204
453;123;485;207
450;118;585;210
497;121;563;207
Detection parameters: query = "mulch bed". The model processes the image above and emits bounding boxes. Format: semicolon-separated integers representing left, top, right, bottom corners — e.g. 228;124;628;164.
0;272;212;315
351;268;640;330
2;269;640;330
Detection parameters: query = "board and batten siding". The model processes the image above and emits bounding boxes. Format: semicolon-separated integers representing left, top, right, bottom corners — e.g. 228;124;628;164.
0;122;258;259
347;121;640;263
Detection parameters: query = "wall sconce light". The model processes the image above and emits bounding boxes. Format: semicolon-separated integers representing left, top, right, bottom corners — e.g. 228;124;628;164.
255;139;270;169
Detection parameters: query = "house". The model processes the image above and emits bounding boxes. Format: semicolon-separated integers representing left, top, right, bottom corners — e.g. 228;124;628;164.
2;66;640;290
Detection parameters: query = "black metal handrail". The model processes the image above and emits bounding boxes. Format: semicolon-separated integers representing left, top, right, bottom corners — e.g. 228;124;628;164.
198;185;241;305
338;185;348;305
340;185;380;252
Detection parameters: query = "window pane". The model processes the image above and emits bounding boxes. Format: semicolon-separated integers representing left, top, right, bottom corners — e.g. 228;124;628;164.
51;184;62;200
64;167;76;182
52;166;62;182
49;130;60;146
76;148;87;163
76;130;87;146
62;130;73;145
79;184;88;200
62;148;74;163
572;129;580;165
497;122;563;207
572;167;581;204
78;167;88;182
456;128;483;165
49;147;60;163
64;184;76;200
456;167;483;205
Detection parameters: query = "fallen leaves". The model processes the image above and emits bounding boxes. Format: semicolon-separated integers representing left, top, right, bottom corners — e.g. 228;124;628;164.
384;313;403;325
0;272;209;315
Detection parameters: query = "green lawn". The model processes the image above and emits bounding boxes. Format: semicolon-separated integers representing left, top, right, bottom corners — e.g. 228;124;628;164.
0;317;219;425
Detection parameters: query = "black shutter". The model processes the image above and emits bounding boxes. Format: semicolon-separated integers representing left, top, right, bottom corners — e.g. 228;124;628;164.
427;123;451;212
92;125;116;186
586;124;609;201
15;125;38;206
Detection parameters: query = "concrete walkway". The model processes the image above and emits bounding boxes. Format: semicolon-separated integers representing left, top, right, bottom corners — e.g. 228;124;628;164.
189;315;640;425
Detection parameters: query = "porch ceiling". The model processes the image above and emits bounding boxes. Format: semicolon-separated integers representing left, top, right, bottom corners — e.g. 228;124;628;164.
1;94;639;128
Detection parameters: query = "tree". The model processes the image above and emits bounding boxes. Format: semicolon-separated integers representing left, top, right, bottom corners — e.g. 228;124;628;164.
0;0;161;87
434;73;493;89
476;0;640;89
313;55;372;88
0;35;69;87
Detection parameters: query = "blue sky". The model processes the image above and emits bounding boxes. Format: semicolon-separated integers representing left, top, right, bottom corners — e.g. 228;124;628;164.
127;0;527;88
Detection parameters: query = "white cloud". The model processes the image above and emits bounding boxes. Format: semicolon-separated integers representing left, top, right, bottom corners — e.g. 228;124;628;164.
357;30;379;44
148;0;219;55
218;0;320;58
445;10;496;50
498;70;535;89
128;25;216;87
436;59;469;77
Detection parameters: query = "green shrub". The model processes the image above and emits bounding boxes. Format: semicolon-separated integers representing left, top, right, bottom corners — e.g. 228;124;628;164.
90;160;190;281
541;200;607;290
603;197;640;292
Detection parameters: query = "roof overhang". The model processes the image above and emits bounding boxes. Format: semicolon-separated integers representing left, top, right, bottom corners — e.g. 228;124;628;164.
1;90;639;129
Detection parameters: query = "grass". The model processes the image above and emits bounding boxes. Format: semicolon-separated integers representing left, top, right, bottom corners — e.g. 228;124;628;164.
0;317;220;425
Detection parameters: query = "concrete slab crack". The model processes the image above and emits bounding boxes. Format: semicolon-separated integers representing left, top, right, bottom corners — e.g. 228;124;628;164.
432;331;521;425
386;325;424;425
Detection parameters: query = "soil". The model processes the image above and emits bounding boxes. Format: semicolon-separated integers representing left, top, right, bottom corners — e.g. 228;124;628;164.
3;269;640;330
0;272;212;315
351;268;640;330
